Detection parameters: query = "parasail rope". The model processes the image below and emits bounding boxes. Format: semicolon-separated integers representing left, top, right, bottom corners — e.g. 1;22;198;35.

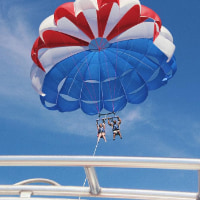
92;137;100;157
79;138;100;200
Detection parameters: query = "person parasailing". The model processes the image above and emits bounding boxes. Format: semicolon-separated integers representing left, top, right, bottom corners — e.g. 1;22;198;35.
96;119;107;143
108;117;122;141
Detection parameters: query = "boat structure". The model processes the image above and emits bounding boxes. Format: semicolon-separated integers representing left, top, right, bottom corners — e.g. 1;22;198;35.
0;156;200;200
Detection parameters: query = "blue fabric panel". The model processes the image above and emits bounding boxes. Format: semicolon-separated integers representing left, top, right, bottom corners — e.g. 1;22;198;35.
40;96;58;110
135;56;159;82
109;48;143;68
146;41;167;64
169;56;177;76
67;62;87;81
111;39;168;66
57;95;80;112
161;57;177;81
120;70;145;93
127;85;148;104
81;82;102;101
42;51;90;102
103;96;127;112
102;79;125;100
113;48;158;81
104;49;135;77
44;66;66;88
83;52;101;81
81;101;103;115
67;53;94;81
111;39;149;55
42;88;59;104
60;78;82;99
111;39;166;63
97;51;119;81
42;74;62;103
110;40;168;83
159;60;172;74
48;51;90;80
147;68;167;90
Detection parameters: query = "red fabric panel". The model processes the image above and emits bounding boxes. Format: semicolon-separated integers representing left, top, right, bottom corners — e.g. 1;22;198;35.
140;5;162;40
54;2;95;40
97;3;113;37
42;30;89;46
31;31;89;71
141;5;162;29
31;37;46;71
54;2;75;22
106;5;140;41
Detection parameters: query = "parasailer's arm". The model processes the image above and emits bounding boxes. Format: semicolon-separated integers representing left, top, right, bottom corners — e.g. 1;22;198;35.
102;119;106;130
96;121;99;131
103;123;106;130
108;119;112;127
118;117;121;125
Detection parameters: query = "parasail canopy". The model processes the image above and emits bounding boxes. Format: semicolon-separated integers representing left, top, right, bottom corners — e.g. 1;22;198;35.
31;0;176;115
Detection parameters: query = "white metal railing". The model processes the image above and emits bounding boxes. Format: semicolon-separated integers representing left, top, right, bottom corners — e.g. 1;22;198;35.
0;156;200;169
0;156;199;200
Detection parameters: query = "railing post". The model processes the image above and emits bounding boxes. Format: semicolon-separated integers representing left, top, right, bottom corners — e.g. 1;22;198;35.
20;191;32;198
197;171;200;200
84;167;101;195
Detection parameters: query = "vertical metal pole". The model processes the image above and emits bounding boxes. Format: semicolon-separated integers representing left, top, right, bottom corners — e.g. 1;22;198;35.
20;191;32;198
84;167;101;195
197;171;200;200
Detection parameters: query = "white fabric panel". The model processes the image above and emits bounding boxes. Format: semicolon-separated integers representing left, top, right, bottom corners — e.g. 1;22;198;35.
39;46;89;73
31;46;89;95
109;22;154;43
82;9;99;38
39;15;57;41
30;64;46;96
104;0;140;38
154;33;175;62
155;23;160;33
103;3;120;38
159;26;174;43
74;0;98;16
119;0;140;13
57;17;91;42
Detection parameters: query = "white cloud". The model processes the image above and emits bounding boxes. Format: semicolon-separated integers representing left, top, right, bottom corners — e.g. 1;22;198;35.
0;3;38;100
0;16;33;71
120;101;161;131
123;107;142;122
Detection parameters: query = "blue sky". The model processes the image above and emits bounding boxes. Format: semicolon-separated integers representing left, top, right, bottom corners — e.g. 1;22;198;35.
0;0;200;197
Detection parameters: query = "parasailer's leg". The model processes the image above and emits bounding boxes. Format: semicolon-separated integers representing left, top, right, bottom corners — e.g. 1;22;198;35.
116;130;122;139
97;133;107;142
113;133;116;141
97;134;100;143
102;132;107;142
119;131;122;139
113;131;122;140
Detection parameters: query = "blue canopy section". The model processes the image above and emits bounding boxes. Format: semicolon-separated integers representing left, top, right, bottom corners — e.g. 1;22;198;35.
40;38;177;115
